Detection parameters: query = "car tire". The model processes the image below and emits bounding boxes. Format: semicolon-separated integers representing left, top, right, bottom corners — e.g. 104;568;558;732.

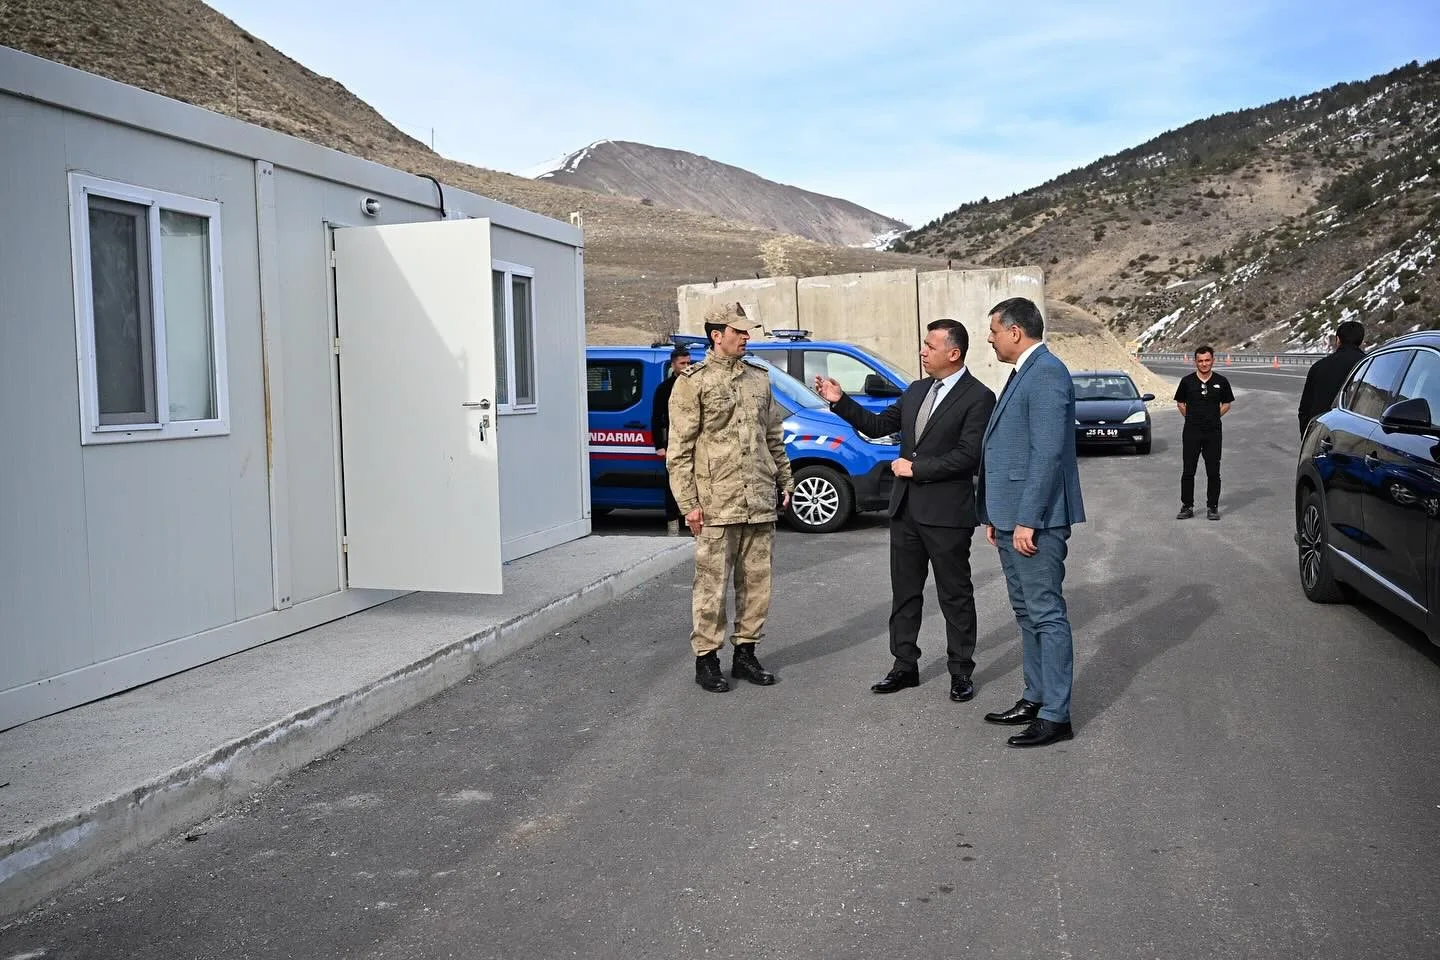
1297;487;1345;603
786;465;854;534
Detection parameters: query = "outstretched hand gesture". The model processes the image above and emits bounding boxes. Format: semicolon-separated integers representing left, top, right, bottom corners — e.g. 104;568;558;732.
813;376;843;404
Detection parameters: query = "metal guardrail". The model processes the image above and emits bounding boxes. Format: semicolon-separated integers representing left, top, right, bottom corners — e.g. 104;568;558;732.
1138;351;1323;367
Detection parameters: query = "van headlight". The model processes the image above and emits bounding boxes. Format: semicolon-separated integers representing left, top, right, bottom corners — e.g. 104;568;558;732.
1123;410;1148;424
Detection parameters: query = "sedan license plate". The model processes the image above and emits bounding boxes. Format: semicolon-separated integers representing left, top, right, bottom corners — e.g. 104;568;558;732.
1085;428;1119;438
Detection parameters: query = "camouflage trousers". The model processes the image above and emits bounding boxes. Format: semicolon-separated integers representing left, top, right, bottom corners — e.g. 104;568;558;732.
690;521;775;656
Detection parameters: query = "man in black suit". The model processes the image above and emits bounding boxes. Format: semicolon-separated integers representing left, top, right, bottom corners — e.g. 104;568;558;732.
1298;320;1366;436
815;319;997;701
651;345;693;535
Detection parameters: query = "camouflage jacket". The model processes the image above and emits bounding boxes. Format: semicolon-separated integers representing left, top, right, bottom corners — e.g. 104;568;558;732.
666;352;794;524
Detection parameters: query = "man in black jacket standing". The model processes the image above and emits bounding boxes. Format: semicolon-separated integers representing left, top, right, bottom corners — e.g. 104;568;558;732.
815;319;997;701
1298;321;1366;436
652;345;693;535
1174;345;1235;522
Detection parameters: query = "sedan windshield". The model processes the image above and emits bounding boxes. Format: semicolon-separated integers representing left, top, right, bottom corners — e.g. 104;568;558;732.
1072;375;1139;401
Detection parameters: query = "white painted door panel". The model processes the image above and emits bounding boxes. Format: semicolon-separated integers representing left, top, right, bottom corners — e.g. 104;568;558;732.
333;218;502;593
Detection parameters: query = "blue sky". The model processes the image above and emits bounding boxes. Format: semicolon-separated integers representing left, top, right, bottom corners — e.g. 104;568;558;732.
208;0;1439;228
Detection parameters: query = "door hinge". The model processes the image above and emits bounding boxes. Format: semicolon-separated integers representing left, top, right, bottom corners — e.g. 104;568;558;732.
327;248;337;268
333;337;342;355
341;536;348;553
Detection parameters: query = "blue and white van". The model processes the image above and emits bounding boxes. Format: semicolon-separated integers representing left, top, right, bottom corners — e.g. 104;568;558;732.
587;342;899;533
743;330;912;414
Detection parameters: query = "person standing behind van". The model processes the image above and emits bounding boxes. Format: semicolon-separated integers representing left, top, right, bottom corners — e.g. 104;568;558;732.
652;345;693;536
1298;320;1366;436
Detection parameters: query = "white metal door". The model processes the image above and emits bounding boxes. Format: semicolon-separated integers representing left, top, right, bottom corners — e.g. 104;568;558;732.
333;217;503;593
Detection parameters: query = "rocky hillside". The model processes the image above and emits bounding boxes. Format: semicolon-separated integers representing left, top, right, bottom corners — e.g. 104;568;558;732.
533;140;907;248
898;59;1440;352
0;0;942;343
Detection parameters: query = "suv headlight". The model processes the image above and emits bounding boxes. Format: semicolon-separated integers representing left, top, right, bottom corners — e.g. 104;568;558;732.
1123;410;1148;424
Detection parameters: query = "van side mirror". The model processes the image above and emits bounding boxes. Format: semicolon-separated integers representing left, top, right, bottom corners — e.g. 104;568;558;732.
1380;397;1436;435
863;374;903;398
1141;393;1156;402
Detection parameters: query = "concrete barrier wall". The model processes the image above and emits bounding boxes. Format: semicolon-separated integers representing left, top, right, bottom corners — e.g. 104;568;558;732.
797;270;922;379
918;266;1046;393
677;267;1047;391
677;276;798;337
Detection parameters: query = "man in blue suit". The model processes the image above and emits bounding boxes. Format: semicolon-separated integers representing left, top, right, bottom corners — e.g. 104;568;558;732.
977;297;1086;748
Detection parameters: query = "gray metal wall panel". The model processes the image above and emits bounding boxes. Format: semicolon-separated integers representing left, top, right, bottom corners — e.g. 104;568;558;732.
0;95;94;684
57;109;276;655
489;227;587;552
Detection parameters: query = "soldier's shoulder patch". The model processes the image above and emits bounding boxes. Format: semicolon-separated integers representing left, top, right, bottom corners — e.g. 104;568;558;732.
679;358;707;377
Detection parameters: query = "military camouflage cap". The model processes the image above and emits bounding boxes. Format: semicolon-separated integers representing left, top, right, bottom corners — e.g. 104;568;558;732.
703;301;761;332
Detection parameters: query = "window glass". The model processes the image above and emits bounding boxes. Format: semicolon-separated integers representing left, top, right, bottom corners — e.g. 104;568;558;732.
586;361;644;412
89;197;156;425
159;210;216;421
1339;359;1371;411
1348;350;1412;419
803;351;873;394
1072;375;1139;400
491;271;509;405
1396;350;1440;418
511;275;535;406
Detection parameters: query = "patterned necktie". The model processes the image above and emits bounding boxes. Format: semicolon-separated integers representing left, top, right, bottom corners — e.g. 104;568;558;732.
914;380;942;437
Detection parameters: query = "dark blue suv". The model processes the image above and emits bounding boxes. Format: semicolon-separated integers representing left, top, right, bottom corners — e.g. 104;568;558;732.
587;342;899;532
1296;331;1440;642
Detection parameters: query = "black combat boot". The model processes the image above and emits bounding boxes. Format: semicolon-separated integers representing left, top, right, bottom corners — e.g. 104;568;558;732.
731;643;777;686
695;651;730;692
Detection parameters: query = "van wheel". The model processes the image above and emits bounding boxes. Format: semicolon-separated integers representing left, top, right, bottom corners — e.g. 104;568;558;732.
786;465;853;534
1297;488;1345;603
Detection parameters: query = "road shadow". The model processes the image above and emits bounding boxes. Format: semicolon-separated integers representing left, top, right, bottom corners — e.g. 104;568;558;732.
1074;580;1219;726
1216;485;1278;514
1349;591;1440;668
959;575;1162;705
763;601;892;671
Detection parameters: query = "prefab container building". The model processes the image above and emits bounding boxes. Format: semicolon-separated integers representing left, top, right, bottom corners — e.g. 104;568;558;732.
0;46;592;730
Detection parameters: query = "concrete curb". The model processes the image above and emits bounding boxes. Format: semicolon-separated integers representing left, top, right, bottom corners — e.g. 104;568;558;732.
0;542;691;919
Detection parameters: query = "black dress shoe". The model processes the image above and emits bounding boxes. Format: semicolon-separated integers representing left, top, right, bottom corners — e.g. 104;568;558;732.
1007;718;1074;748
870;668;920;694
731;643;777;685
983;698;1041;725
949;676;975;702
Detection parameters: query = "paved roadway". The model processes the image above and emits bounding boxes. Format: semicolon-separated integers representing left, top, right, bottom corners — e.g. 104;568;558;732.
6;374;1440;959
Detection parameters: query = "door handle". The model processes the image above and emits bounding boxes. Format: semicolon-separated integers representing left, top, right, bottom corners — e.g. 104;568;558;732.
1363;452;1380;468
1318;437;1333;453
624;420;646;428
462;399;492;409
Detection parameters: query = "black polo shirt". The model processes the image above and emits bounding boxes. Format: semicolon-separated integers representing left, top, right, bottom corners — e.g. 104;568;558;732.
1174;372;1234;432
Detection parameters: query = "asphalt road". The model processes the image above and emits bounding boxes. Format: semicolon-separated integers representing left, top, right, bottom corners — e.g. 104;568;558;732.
1143;359;1310;395
6;380;1440;959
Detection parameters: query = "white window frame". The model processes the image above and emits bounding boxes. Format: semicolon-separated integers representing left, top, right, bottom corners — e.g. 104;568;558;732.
69;173;230;444
492;259;538;415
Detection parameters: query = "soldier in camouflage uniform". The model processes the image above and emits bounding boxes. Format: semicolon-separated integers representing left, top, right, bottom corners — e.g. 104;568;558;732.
667;302;795;692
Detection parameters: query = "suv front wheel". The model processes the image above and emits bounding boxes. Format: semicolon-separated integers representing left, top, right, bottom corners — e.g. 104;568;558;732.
1297;487;1345;603
786;465;854;534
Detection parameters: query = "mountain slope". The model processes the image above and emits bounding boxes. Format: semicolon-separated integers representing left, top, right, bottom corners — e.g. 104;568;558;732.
0;0;941;342
534;140;907;247
898;59;1440;351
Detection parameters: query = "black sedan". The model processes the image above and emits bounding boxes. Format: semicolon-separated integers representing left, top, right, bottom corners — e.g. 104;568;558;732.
1072;370;1155;454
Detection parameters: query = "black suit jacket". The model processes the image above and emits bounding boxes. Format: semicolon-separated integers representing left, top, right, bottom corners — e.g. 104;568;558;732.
832;371;997;527
1298;345;1366;434
652;374;678;449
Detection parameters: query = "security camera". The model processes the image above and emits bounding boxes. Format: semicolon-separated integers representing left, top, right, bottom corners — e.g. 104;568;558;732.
360;197;382;217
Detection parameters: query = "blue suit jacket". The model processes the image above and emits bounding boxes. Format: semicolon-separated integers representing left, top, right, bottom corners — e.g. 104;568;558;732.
978;344;1086;531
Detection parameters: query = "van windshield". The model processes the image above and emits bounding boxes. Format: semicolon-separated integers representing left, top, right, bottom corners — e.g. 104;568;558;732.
747;354;827;410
